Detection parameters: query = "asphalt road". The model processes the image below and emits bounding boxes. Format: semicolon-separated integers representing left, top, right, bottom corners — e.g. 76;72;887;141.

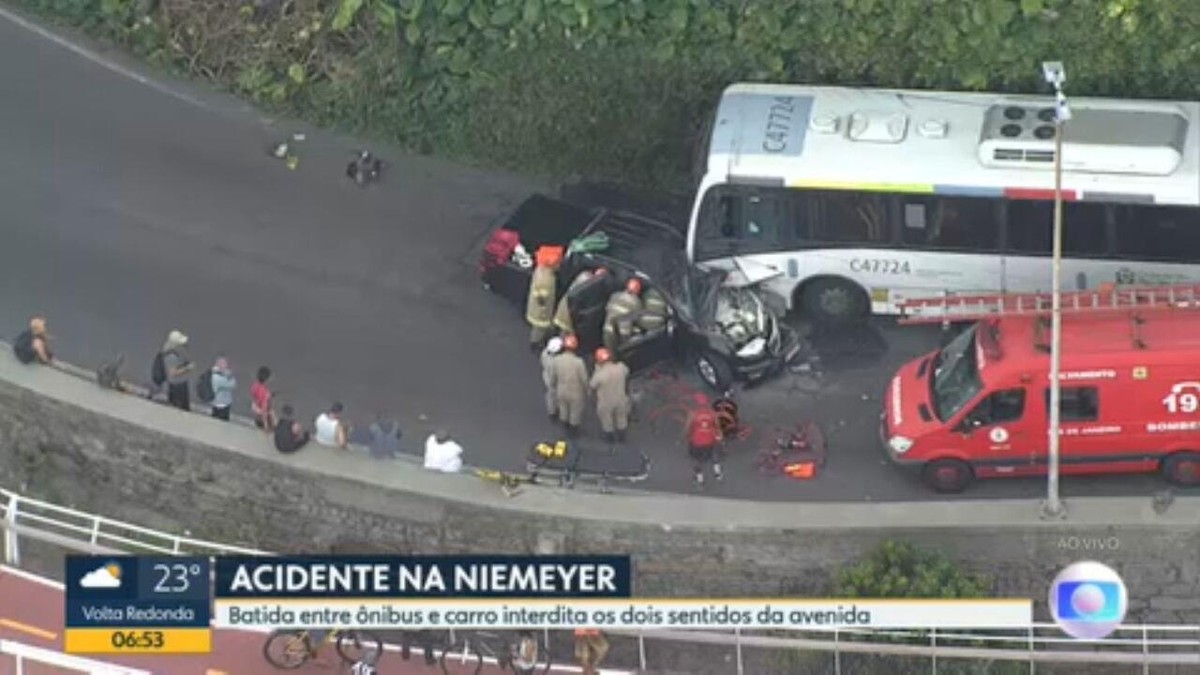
0;8;1186;504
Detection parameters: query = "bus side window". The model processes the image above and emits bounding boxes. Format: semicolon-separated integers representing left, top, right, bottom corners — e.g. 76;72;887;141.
899;196;1000;251
1062;203;1112;257
812;191;889;244
1044;386;1099;422
1115;205;1200;262
1005;201;1052;254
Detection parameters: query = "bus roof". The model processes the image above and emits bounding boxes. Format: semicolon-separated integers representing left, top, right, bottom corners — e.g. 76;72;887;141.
706;83;1200;206
987;312;1200;377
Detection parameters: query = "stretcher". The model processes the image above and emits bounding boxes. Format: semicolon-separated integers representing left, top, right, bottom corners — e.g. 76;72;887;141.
526;441;650;494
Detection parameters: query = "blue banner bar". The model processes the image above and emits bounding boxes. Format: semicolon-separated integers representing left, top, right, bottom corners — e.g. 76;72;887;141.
214;555;632;598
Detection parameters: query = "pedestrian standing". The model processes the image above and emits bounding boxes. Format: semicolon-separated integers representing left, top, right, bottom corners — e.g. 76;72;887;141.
156;330;193;411
13;316;53;365
540;337;563;420
208;358;237;421
685;395;724;487
314;402;350;449
525;246;560;353
590;348;630;443
551;334;589;438
273;405;310;454
250;366;276;432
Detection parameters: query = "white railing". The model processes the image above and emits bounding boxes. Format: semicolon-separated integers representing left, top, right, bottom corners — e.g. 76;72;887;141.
2;485;1199;672
1;487;269;565
0;639;151;674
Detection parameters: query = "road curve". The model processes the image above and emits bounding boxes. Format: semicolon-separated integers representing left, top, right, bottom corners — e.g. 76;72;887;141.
0;9;1176;503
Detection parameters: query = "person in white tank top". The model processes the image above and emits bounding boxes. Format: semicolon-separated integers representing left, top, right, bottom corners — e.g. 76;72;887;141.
314;402;349;449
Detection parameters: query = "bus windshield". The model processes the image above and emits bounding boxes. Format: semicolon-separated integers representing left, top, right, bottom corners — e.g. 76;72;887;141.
931;325;983;422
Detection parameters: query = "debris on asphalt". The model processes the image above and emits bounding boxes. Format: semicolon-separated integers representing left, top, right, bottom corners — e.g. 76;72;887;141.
347;149;383;186
269;132;305;169
1153;489;1174;514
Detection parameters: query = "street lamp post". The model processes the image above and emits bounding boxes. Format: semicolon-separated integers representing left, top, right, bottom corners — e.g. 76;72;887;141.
1041;61;1070;519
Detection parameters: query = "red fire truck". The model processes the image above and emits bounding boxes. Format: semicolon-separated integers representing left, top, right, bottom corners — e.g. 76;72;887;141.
882;284;1200;492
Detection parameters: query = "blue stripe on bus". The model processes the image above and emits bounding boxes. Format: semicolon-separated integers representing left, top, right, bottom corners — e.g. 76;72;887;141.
933;184;1004;197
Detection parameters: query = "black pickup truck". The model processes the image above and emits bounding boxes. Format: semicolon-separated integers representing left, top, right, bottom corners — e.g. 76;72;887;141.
481;195;800;391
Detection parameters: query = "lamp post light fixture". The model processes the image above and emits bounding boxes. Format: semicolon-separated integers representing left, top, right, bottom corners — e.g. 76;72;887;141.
1041;61;1071;520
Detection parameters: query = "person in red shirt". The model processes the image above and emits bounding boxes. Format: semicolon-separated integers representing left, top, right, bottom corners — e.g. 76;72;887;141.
250;366;276;432
685;394;724;487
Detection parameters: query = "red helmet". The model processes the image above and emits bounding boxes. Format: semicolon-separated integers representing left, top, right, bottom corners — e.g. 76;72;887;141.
594;347;611;363
563;334;579;351
626;278;643;295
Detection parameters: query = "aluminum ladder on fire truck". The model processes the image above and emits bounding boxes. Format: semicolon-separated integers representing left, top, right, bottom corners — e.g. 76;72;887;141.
898;283;1200;325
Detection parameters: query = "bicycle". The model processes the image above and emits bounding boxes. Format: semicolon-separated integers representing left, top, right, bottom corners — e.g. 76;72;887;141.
440;630;552;674
262;628;383;670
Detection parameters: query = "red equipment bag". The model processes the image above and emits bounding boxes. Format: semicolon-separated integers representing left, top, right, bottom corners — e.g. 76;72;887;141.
479;229;521;275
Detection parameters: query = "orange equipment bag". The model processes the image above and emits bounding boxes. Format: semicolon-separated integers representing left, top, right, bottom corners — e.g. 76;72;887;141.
783;461;816;479
536;245;565;268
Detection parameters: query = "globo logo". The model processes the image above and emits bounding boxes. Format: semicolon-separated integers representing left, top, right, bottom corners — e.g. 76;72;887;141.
1049;561;1128;639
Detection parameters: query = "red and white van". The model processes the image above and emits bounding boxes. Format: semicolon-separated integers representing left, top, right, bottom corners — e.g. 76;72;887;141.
882;307;1200;492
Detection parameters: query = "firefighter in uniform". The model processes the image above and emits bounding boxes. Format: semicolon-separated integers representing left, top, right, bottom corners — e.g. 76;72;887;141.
589;347;630;443
636;286;669;333
551;334;589;437
603;277;644;352
525;247;560;352
554;267;607;335
540;337;563;420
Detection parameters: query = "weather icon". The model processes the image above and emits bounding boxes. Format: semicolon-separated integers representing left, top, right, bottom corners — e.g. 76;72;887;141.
79;561;123;589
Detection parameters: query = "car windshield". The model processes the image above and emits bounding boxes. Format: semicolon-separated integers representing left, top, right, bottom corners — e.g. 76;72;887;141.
931;325;983;421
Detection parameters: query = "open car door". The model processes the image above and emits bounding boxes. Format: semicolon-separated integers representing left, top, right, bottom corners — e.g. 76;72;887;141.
566;269;675;374
614;312;675;375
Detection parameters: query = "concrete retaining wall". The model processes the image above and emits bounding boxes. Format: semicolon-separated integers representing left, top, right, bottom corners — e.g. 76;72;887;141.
0;350;1197;624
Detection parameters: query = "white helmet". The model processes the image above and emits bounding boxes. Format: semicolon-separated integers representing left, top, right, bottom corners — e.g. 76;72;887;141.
545;337;564;355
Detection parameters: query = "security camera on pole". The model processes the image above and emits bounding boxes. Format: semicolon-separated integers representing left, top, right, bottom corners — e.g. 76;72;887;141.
1040;61;1071;520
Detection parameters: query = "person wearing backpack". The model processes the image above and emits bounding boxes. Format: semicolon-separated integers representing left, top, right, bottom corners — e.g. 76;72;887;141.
152;330;193;411
12;317;53;365
204;357;237;421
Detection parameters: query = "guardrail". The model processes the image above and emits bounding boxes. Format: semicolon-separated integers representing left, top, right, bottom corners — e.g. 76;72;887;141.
0;639;151;675
3;485;1199;673
1;487;268;565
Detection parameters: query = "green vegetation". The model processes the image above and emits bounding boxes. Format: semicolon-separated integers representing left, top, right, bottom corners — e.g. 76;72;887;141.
835;539;992;598
14;0;1199;193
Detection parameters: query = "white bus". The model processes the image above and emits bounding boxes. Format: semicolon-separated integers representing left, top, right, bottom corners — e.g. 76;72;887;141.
687;83;1200;324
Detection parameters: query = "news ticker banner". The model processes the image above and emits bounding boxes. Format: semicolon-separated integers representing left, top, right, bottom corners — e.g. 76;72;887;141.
65;555;1033;654
210;556;1030;630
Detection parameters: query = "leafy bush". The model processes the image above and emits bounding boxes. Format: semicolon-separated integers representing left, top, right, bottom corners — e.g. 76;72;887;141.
14;0;1200;192
836;539;992;599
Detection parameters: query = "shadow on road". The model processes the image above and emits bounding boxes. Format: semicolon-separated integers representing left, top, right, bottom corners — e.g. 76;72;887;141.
805;319;891;372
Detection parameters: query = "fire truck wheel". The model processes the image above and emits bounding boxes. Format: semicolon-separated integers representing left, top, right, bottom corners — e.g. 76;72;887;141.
922;459;973;493
1163;452;1200;485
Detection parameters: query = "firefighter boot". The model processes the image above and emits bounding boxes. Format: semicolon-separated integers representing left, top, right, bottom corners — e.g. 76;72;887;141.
616;429;627;443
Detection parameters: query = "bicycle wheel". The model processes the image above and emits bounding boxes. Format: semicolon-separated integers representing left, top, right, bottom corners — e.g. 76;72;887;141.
262;630;311;670
335;630;383;664
439;640;484;675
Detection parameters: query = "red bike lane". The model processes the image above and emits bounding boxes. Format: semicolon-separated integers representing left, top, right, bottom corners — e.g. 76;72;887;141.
0;566;483;675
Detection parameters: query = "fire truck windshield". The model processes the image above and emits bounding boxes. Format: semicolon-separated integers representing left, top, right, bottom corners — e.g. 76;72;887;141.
931;324;983;422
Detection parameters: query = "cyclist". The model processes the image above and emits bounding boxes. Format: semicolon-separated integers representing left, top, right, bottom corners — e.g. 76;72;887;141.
511;630;539;675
